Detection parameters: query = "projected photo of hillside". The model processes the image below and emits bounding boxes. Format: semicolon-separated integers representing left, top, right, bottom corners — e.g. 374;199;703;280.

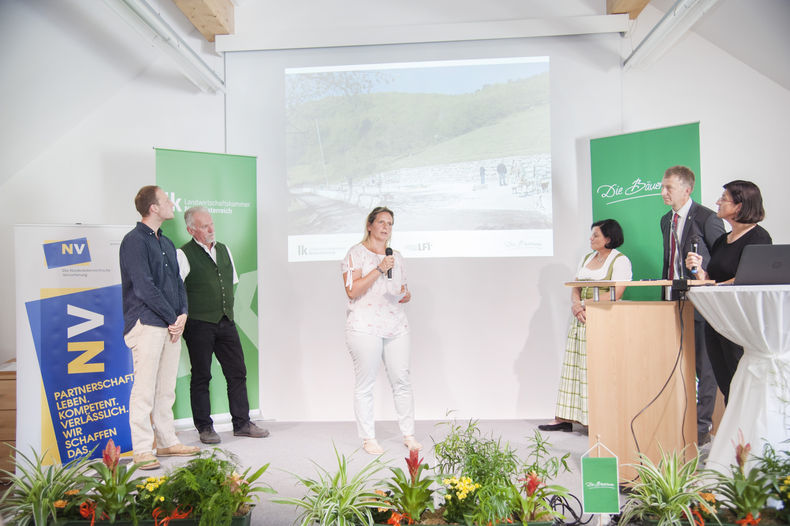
285;57;552;261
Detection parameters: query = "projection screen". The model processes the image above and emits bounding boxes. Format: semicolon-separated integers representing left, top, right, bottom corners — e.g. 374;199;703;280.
285;57;552;261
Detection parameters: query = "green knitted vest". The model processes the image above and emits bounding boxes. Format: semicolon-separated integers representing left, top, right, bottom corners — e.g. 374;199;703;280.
181;239;234;323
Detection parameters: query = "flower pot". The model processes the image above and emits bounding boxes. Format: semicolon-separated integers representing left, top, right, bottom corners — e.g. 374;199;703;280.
52;509;252;525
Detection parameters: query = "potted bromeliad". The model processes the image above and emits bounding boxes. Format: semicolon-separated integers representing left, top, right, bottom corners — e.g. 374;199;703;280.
708;433;781;526
0;441;273;525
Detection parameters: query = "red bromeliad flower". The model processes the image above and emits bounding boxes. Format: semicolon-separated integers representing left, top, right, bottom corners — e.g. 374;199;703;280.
102;438;121;473
691;508;705;526
735;512;761;526
521;471;542;496
405;449;423;484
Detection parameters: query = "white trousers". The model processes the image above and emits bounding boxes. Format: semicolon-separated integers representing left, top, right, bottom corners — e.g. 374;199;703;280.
124;320;181;454
346;330;415;439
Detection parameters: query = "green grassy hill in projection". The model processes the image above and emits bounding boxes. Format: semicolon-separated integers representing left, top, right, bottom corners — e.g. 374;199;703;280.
287;72;550;185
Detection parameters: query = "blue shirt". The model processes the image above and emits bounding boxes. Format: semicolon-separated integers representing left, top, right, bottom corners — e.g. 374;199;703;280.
119;222;188;335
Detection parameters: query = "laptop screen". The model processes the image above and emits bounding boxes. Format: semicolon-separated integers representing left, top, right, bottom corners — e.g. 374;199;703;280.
733;244;790;285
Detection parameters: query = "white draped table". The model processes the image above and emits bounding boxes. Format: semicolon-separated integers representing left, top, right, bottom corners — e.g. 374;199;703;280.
688;285;790;473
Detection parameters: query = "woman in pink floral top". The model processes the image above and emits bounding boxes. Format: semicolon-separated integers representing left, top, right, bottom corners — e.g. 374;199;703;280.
341;206;421;454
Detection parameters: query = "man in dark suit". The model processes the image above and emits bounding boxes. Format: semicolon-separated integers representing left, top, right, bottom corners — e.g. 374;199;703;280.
660;165;725;446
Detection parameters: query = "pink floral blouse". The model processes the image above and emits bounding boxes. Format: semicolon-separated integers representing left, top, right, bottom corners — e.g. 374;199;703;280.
342;243;409;338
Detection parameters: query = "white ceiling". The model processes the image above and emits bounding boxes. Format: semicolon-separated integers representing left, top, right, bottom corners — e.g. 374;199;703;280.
1;0;788;184
650;0;790;90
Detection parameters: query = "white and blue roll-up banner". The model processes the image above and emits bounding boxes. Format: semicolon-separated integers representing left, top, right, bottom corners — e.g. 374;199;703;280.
15;224;133;464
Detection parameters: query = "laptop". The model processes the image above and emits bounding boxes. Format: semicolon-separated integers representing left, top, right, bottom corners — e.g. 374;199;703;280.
733;244;790;285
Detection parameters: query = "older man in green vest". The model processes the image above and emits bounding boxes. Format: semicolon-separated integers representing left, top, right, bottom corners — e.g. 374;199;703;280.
177;206;269;444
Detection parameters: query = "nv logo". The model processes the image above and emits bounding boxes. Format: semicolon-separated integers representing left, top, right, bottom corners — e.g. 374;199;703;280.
167;191;183;213
43;237;92;269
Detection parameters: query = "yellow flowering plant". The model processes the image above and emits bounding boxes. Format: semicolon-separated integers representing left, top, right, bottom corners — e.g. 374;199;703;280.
134;475;168;517
441;475;481;523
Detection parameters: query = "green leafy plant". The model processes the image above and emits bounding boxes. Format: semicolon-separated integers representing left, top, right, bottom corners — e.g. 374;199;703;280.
432;416;482;477
384;449;435;523
522;429;571;481
156;448;273;526
619;446;716;526
754;441;790;523
274;444;388;526
712;434;772;525
0;446;93;526
432;416;519;487
468;480;512;526
79;439;146;523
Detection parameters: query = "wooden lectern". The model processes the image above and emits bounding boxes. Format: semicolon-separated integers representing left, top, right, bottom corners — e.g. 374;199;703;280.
565;280;708;481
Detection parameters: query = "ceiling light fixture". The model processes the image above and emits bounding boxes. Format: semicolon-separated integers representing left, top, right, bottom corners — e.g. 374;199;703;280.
624;0;721;70
104;0;225;93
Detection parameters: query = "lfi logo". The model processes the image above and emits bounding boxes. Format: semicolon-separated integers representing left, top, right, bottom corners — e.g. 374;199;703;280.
43;237;92;269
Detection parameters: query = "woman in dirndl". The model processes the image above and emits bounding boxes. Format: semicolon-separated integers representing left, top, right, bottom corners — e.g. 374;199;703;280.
539;219;632;432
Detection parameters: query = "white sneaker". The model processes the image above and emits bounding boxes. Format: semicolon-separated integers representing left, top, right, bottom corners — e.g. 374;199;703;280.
403;435;422;451
362;438;384;454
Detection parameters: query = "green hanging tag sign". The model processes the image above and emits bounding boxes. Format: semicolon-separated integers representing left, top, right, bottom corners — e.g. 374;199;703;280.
581;456;620;514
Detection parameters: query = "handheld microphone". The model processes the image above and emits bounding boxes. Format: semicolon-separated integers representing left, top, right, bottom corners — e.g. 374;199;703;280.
690;238;699;275
385;247;393;279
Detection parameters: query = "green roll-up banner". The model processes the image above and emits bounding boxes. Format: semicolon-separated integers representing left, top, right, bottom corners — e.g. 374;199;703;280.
589;123;701;300
156;148;259;420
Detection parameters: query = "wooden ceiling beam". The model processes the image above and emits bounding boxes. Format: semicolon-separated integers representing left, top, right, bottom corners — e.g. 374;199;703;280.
172;0;234;42
607;0;652;20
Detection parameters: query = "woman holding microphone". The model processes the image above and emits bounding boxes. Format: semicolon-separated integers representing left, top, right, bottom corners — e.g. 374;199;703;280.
685;180;771;403
341;206;420;454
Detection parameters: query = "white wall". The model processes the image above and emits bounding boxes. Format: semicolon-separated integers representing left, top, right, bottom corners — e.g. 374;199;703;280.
0;57;225;363
1;2;787;423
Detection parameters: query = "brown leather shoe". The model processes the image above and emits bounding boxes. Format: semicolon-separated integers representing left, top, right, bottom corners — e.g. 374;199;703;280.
156;443;200;457
133;452;161;470
199;427;221;444
233;422;270;438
